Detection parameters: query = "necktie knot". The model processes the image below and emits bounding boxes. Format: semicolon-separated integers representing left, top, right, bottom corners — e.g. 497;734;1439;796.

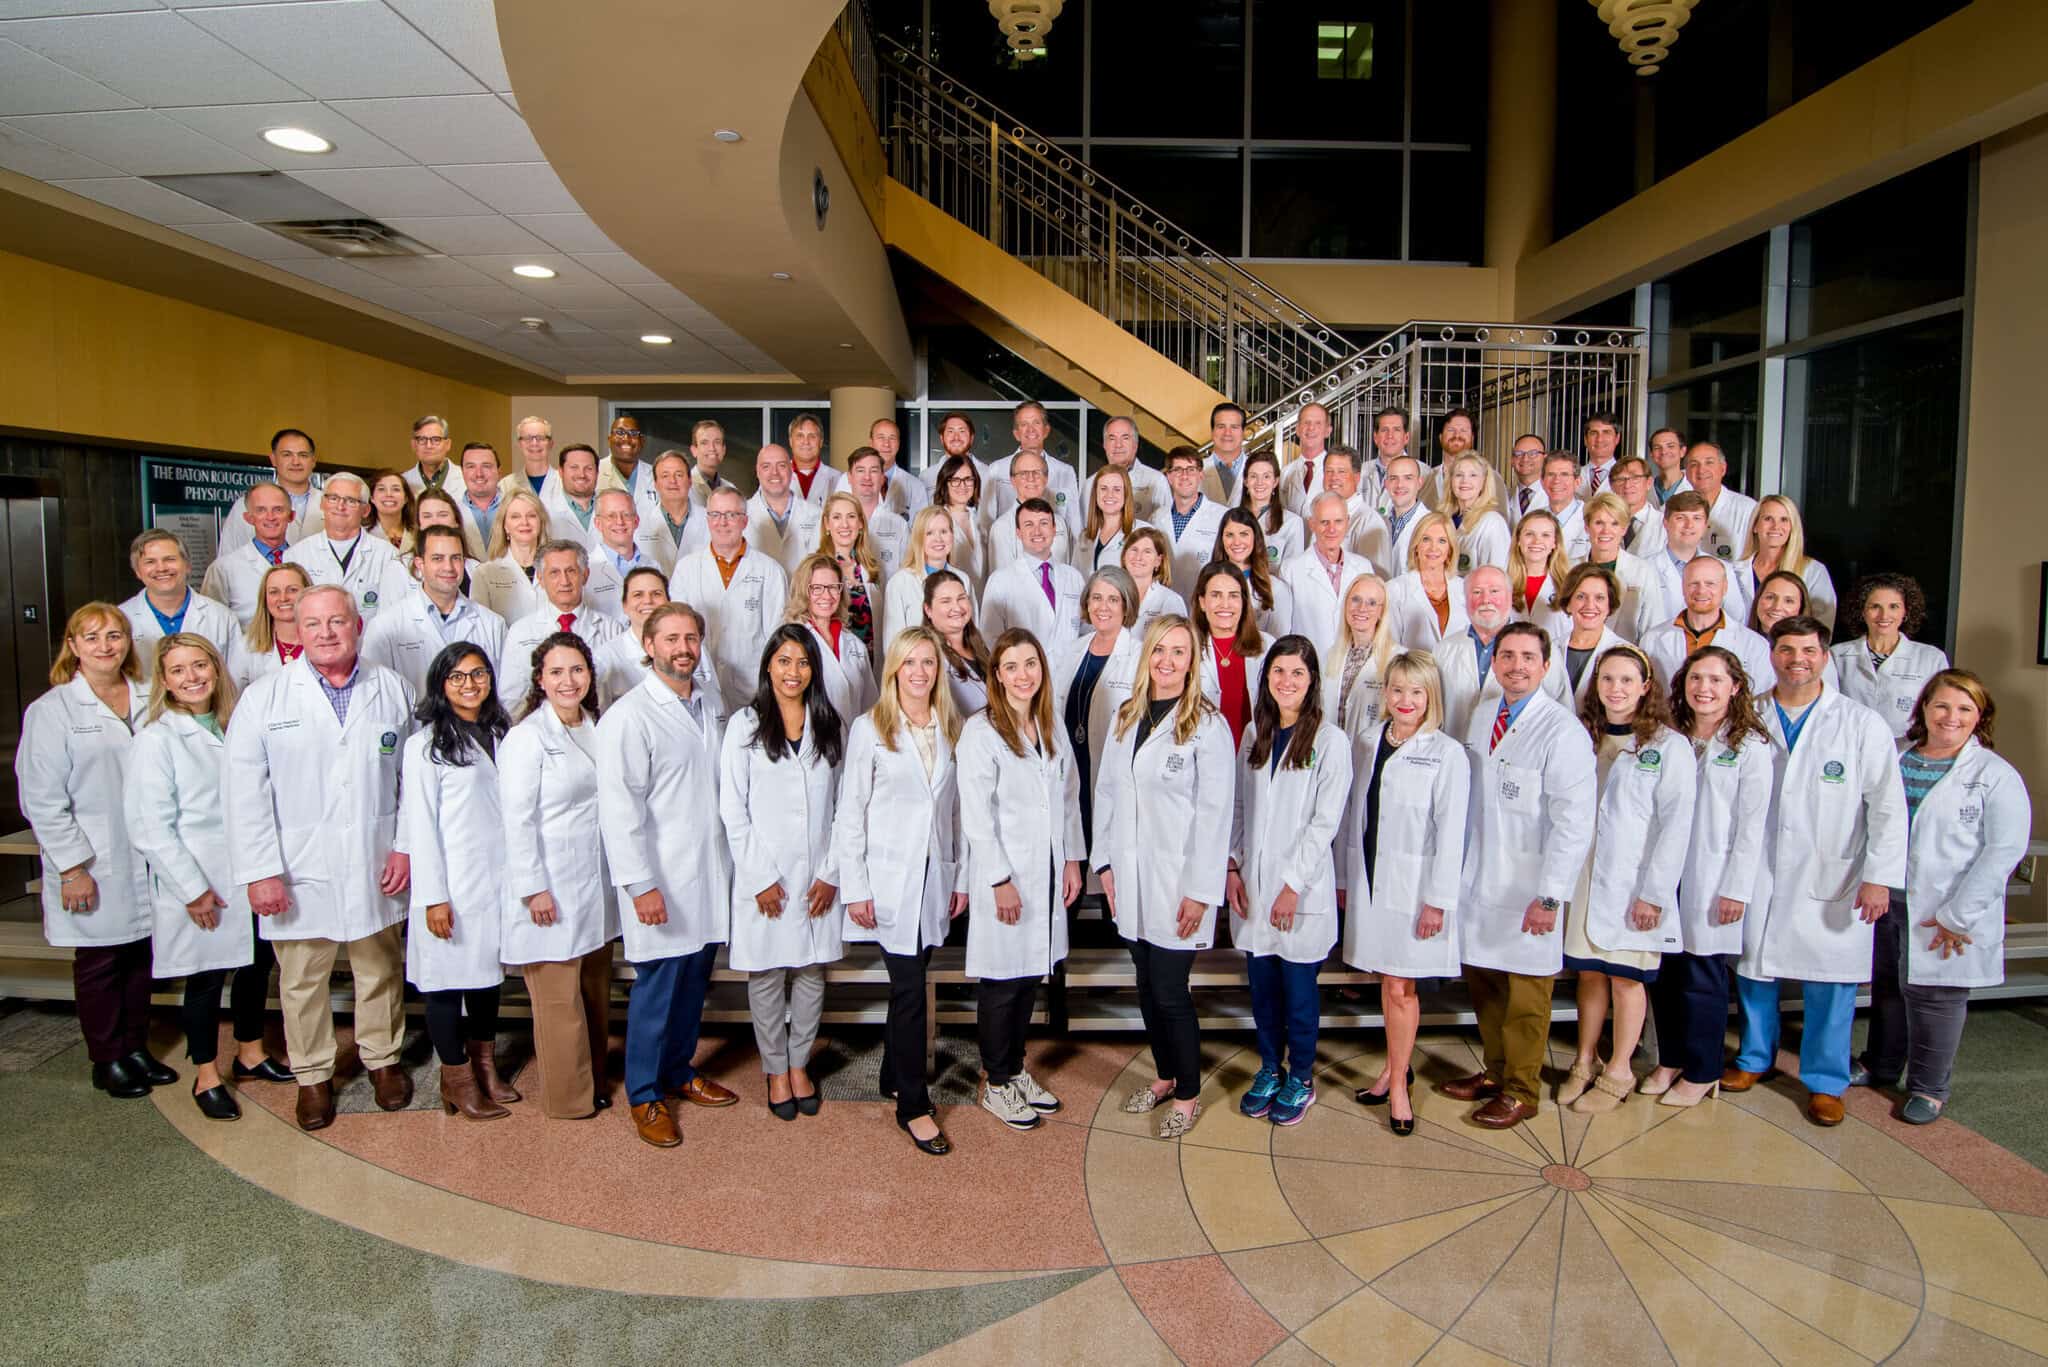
557;612;576;633
265;543;283;566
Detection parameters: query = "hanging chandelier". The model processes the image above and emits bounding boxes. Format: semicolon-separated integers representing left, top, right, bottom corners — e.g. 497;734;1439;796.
989;0;1063;61
1587;0;1700;76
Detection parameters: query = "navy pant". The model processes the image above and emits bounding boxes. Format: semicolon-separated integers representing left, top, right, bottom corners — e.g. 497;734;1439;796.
624;943;717;1104
1648;951;1731;1084
1246;953;1321;1079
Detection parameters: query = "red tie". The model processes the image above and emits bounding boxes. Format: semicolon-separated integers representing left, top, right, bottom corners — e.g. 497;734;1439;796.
1590;464;1606;493
1490;699;1511;752
557;613;576;633
1301;459;1314;493
264;542;284;566
1039;561;1056;609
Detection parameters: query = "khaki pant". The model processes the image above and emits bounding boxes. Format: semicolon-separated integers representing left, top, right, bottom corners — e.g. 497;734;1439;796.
274;925;405;1086
522;947;614;1117
1465;966;1556;1110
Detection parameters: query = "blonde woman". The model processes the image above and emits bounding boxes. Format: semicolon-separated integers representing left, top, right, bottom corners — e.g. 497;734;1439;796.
1445;454;1510;573
817;490;884;652
785;552;877;724
1507;508;1572;621
1729;494;1837;633
1120;527;1186;631
1384;512;1467;648
881;505;957;653
1075;464;1147;575
1324;571;1398;735
230;563;310;689
1574;492;1661;640
473;488;553;625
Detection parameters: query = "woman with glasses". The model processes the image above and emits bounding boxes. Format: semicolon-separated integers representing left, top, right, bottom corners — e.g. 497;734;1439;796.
785;552;877;724
932;455;987;592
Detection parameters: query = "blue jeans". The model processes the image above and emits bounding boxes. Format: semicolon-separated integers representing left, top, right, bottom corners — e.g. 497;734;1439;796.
1246;954;1322;1078
1733;974;1857;1097
624;943;718;1104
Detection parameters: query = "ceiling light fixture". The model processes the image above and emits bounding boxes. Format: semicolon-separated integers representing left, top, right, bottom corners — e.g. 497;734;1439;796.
261;127;333;154
1586;0;1698;76
836;342;854;349
641;334;673;345
512;264;556;279
991;0;1064;59
771;271;792;280
713;129;743;143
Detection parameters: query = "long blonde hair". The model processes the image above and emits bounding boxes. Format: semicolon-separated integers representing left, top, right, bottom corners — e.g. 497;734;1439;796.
906;504;954;572
1743;493;1813;574
817;490;882;580
1405;511;1458;574
1083;465;1140;545
487;489;552;560
244;563;311;653
1334;571;1399;680
1506;508;1571;613
869;626;962;751
51;602;141;685
783;551;846;626
1449;454;1504;532
1112;614;1217;746
146;633;239;726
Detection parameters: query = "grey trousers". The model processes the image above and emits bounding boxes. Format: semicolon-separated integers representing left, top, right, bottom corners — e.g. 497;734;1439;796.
1863;897;1971;1102
748;965;826;1073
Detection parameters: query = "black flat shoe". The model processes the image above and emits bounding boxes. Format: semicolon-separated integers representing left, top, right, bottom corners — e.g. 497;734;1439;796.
1356;1067;1415;1106
122;1049;179;1087
768;1096;798;1122
91;1059;151;1099
793;1088;821;1117
897;1111;951;1156
233;1057;294;1084
193;1084;242;1121
1390;1113;1415;1137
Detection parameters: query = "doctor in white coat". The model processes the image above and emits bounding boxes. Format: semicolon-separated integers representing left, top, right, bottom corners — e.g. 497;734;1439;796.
595;603;741;1147
284;472;407;623
1433;567;1569;736
218;431;323;558
223;585;415;1131
1384;513;1469;650
1859;672;2032;1124
497;540;624;712
1158;447;1229;593
669;488;791;708
1050;570;1143;884
361;524;508;696
202;481;300;628
1282;494;1372;648
980;497;1085;646
1442;622;1597;1130
119;530;239;683
786;553;877;726
1227;637;1352;1129
1640;556;1773;696
1831;572;1951;739
956;628;1085;1134
1728;616;1908;1127
594;567;728;718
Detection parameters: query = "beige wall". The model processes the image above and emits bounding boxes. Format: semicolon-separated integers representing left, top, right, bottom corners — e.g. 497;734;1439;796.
510;396;602;459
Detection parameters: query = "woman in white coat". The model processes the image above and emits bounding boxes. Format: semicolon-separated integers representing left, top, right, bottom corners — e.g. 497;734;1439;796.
1506;509;1571;624
1728;494;1837;634
1227;636;1351;1128
1050;569;1142;880
880;506;956;654
1445;455;1511;574
1831;573;1950;739
127;635;288;1121
835;628;969;1155
472;489;552;626
1549;564;1633;708
1640;646;1773;1108
956;627;1084;1134
1858;671;2032;1124
1339;652;1469;1135
1746;571;1842;688
1191;562;1267;752
1213;507;1294;640
15;603;168;1099
401;642;519;1120
1237;451;1305;566
1573;494;1661;641
922;569;990;716
720;624;844;1122
1096;615;1236;1140
784;552;876;726
1385;513;1467;649
499;632;620;1119
1073;465;1148;576
1120;528;1187;633
228;563;310;690
1323;571;1396;737
1555;645;1696;1115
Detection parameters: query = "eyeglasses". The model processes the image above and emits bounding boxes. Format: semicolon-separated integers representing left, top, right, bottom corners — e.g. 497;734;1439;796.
609;428;643;439
946;476;976;487
445;667;492;686
322;493;366;507
707;510;747;522
413;434;450;445
518;434;551;443
807;583;843;597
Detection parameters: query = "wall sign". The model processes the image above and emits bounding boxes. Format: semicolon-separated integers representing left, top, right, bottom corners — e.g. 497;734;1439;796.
139;456;268;587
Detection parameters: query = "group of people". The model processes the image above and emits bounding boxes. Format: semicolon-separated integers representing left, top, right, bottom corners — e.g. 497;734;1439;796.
16;399;2029;1156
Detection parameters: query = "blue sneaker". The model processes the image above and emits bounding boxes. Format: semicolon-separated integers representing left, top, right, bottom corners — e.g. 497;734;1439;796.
1269;1075;1316;1126
1240;1067;1284;1118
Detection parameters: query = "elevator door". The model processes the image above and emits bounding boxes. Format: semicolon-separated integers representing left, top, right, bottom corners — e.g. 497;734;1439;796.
0;478;61;833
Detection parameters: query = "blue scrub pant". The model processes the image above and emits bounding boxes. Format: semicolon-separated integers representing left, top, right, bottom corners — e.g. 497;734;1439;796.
1246;954;1322;1079
1733;973;1857;1097
624;943;718;1104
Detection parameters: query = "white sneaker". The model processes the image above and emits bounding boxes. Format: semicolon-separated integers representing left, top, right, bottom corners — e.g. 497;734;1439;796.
1014;1069;1062;1114
981;1079;1041;1131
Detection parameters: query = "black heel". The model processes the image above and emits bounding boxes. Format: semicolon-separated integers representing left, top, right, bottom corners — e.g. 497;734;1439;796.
897;1110;951;1156
1355;1067;1414;1107
1390;1112;1415;1137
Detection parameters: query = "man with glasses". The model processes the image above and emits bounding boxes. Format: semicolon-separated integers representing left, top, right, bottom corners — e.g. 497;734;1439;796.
787;413;840;505
500;415;555;499
362;523;507;695
400;415;454;494
744;444;822;571
1504;434;1547;527
220;428;323;556
986;450;1075;570
669;488;790;703
1610;456;1666;557
585;490;659;619
599;414;662;521
1160;446;1227;593
984;401;1078;519
1087;415;1169;524
286;471;407;621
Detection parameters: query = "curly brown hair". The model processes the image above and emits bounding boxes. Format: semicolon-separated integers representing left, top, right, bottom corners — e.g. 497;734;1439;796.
1577;643;1672;747
1844;572;1927;640
1669;645;1770;751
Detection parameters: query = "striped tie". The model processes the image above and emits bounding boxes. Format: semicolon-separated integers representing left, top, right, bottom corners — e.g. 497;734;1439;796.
1490;699;1511;752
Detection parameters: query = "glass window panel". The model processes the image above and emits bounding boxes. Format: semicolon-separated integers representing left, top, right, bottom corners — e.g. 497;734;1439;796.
1249;1;1404;141
1551;10;1637;238
924;326;1081;403
1092;0;1244;139
1648;0;1770;182
1410;1;1489;144
926;0;1085;137
610;406;764;496
1650;364;1760;495
1788;153;1967;341
1407;149;1483;264
1088;147;1246;257
1649;236;1766;376
1249;149;1401;260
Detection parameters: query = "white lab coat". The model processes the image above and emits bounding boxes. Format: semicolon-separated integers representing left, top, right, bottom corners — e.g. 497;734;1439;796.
218;484;322;557
16;678;154;948
496;600;623;712
1247;574;1295;643
1090;463;1171;524
1453;511;1511;574
1740;689;1909;983
1279;454;1334;518
802;623;877;725
1229;721;1352;962
119;590;239;683
1457;691;1598;977
955;713;1084;979
718;708;843;971
1504;482;1546;530
981;556;1084;647
538;486;602;552
1050;628;1142;772
1321;647;1388;738
1700;488;1758;561
200;543;285;629
635;503;711;576
284;532;406;620
1564;550;1662;642
943;508;989;593
879;566;938;655
1546;500;1590;560
1578;725;1695;954
883;467;930;520
987;506;1078;573
125;711;254;975
1245;507;1306;566
400;732;506;992
1577;460;1620;500
1280;549;1372;647
1385;572;1470;650
223;659;412;943
1626;502;1667;560
1643;547;1701;626
1348;499;1396;575
790;463;844;507
864;505;911;584
595;677;730;962
1641;614;1774;698
1134;582;1187;634
668;546;789;706
1902;737;2032;988
1728;556;1839;635
497;706;618;965
1093;708;1235;950
1431;628;1571;738
833;714;965;957
593;630;727;718
360;590;508;697
583;547;650;622
1551;625;1633;710
1676;723;1774;956
472;555;541;626
1161;497;1228;593
1338;725;1470;979
745;494;823;574
1830;637;1949;740
1070;520;1150;578
1197;638;1268;717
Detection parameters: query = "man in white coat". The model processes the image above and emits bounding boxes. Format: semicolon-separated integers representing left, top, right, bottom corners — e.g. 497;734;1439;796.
985;452;1077;571
1725;616;1907;1126
786;412;841;506
843;446;911;580
284;471;405;622
983;401;1079;517
542;444;604;548
595;603;739;1147
203;482;297;627
1644;489;1711;623
218;428;322;557
1538;452;1589;559
361;524;508;695
1087;415;1170;523
1640;556;1773;696
1370;454;1426;573
1433;567;1567;734
587;490;663;619
1439;621;1597;1130
670;488;790;705
497;540;623;711
120;529;238;681
869;417;929;520
1159;447;1228;593
637;450;710;574
1278;402;1336;517
745;445;822;572
1281;493;1371;648
1576;412;1623;498
1684;441;1758;563
1611;457;1667;558
224;584;415;1131
981;498;1085;644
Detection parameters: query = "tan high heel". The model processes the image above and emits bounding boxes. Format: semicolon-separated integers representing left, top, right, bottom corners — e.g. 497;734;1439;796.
1636;1069;1678;1097
1571;1071;1633;1114
1658;1080;1720;1109
1556;1061;1597;1106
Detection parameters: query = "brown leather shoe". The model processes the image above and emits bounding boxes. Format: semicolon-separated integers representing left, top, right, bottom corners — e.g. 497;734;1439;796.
369;1064;414;1111
440;1063;509;1121
467;1040;521;1105
296;1080;335;1131
1719;1066;1777;1093
673;1075;738;1108
1437;1071;1502;1102
1807;1093;1846;1127
1469;1096;1538;1130
631;1099;682;1147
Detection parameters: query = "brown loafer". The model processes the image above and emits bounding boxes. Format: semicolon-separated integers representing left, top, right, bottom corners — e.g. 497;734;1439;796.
368;1064;414;1111
1468;1096;1538;1130
631;1099;682;1147
673;1075;738;1108
1437;1071;1502;1102
1807;1093;1846;1127
1719;1067;1774;1093
295;1080;335;1131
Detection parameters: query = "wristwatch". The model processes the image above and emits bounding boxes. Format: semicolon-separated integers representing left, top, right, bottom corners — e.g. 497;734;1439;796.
1538;897;1561;912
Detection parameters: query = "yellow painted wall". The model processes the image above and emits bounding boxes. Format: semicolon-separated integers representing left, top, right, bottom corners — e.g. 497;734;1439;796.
510;395;602;457
0;249;508;467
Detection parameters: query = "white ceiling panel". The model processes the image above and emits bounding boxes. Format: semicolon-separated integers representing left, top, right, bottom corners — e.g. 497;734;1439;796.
0;2;167;17
420;281;542;312
51;174;235;222
3;10;307;107
0;36;140;114
5;109;260;173
183;0;484;100
169;219;328;259
163;101;410;170
570;251;666;287
403;308;501;339
375;213;548;255
557;308;668;330
0;119;114;177
331;92;540;164
381;0;511;92
345;252;493;286
508;211;621;254
271;256;386;291
285;164;491;216
434;160;577;214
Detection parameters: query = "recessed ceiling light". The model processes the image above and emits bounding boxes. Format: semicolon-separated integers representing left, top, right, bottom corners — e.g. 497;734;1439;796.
837;342;854;349
640;334;673;345
771;271;792;280
512;264;556;279
261;127;332;154
713;129;743;143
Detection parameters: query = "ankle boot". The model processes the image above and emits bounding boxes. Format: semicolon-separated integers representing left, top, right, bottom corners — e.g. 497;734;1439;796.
468;1040;521;1104
440;1063;509;1121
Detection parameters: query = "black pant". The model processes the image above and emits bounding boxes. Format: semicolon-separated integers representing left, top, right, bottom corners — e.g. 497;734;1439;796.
423;986;502;1067
181;938;278;1064
1649;951;1730;1085
881;947;932;1122
1130;937;1201;1101
73;938;153;1063
976;976;1039;1085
